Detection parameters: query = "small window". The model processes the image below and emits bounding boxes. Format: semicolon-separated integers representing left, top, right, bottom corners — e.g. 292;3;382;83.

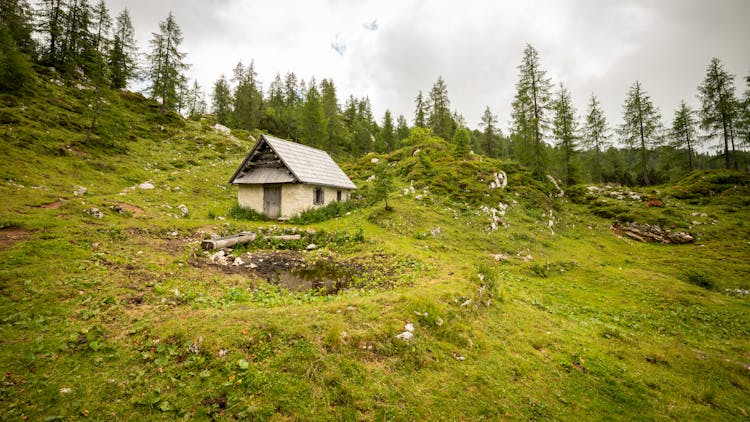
336;190;342;201
314;187;324;205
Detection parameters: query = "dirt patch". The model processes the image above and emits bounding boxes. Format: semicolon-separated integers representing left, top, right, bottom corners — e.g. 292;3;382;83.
40;200;65;209
0;227;33;250
192;250;394;294
112;202;144;216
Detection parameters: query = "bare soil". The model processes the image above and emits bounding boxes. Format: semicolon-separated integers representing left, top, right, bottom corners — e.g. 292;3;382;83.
39;200;65;209
0;227;33;250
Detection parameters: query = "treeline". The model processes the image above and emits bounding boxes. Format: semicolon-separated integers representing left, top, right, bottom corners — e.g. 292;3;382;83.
2;1;749;185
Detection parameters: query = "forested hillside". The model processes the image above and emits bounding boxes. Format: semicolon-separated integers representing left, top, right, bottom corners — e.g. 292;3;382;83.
2;0;750;420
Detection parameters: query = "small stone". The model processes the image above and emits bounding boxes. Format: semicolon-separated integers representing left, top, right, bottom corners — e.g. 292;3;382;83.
395;331;413;341
370;157;379;163
306;243;317;250
138;182;155;189
73;186;87;196
177;204;188;217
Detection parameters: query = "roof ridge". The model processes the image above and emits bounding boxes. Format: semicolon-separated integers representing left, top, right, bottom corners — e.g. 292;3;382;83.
262;134;331;156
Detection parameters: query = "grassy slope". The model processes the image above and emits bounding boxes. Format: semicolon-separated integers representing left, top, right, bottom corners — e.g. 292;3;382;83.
1;74;749;420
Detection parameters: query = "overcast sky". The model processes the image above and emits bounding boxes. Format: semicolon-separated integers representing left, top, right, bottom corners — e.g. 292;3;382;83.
105;0;750;135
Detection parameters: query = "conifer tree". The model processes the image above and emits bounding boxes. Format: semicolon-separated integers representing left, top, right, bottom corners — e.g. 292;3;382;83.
582;94;610;183
414;90;427;128
427;76;453;140
619;81;662;185
300;78;326;148
740;73;750;150
479;106;498;157
453;126;470;157
396;115;410;142
211;74;232;125
1;0;35;54
511;44;552;178
147;12;189;114
551;83;579;186
670;101;700;171
109;8;136;89
36;0;66;66
378;110;396;152
61;0;93;77
185;80;206;118
83;0;110;142
231;60;263;130
698;58;739;169
320;78;344;154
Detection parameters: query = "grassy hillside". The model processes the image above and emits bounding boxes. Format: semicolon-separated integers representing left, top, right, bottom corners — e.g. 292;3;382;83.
1;74;749;420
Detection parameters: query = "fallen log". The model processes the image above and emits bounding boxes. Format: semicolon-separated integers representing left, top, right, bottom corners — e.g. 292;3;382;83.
201;232;257;250
611;221;693;244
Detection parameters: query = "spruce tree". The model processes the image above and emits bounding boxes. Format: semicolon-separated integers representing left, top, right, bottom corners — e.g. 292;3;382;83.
61;0;93;77
511;44;552;178
427;76;453;140
320;78;343;154
551;83;579;186
479;106;498;157
452;126;470;157
697;58;739;169
211;74;232;125
300;78;326;148
147;12;189;114
396;115;410;142
414;90;427;128
109;8;136;89
185;80;206;118
619;81;662;185
378;110;396;152
231;60;262;130
582;94;610;183
670;101;700;171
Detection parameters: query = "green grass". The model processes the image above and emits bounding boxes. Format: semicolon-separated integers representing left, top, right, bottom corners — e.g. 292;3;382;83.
1;73;749;420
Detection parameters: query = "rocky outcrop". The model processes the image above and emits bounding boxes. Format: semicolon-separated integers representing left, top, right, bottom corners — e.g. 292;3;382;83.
611;221;693;244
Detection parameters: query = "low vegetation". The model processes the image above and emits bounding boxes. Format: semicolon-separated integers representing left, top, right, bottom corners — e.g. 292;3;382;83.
1;72;749;421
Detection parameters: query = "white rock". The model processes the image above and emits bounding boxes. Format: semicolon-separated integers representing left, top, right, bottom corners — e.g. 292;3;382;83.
306;243;317;250
371;157;379;163
178;204;189;217
212;123;231;135
73;186;87;196
233;257;244;266
395;331;413;341
404;323;415;332
138;182;155;189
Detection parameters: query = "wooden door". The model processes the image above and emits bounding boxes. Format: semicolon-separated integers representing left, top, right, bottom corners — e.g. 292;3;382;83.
263;185;281;218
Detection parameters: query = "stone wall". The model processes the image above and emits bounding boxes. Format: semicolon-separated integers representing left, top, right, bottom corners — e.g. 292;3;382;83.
237;183;352;218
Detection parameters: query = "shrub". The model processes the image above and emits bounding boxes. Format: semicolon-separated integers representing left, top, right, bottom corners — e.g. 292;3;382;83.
228;204;268;221
683;269;715;290
289;200;359;224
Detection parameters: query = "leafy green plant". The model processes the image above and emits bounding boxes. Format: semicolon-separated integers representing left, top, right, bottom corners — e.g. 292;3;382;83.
228;204;268;221
289;200;359;224
683;269;716;290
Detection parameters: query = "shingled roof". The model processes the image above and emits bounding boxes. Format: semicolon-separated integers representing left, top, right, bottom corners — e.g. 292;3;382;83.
229;135;357;190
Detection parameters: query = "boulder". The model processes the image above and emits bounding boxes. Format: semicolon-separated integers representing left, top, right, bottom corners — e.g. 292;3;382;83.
611;221;693;244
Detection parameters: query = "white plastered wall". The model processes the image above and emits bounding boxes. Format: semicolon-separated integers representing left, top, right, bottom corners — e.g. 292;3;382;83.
237;184;353;218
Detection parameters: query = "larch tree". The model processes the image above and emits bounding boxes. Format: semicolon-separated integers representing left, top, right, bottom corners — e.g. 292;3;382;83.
427;76;453;140
61;0;93;77
511;44;552;178
147;12;189;114
741;72;750;149
36;0;66;66
478;106;498;157
83;0;111;143
670;101;700;171
698;58;739;169
619;81;662;186
414;90;427;128
1;0;35;54
109;8;137;89
582;94;610;183
211;74;232;125
551;83;579;186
